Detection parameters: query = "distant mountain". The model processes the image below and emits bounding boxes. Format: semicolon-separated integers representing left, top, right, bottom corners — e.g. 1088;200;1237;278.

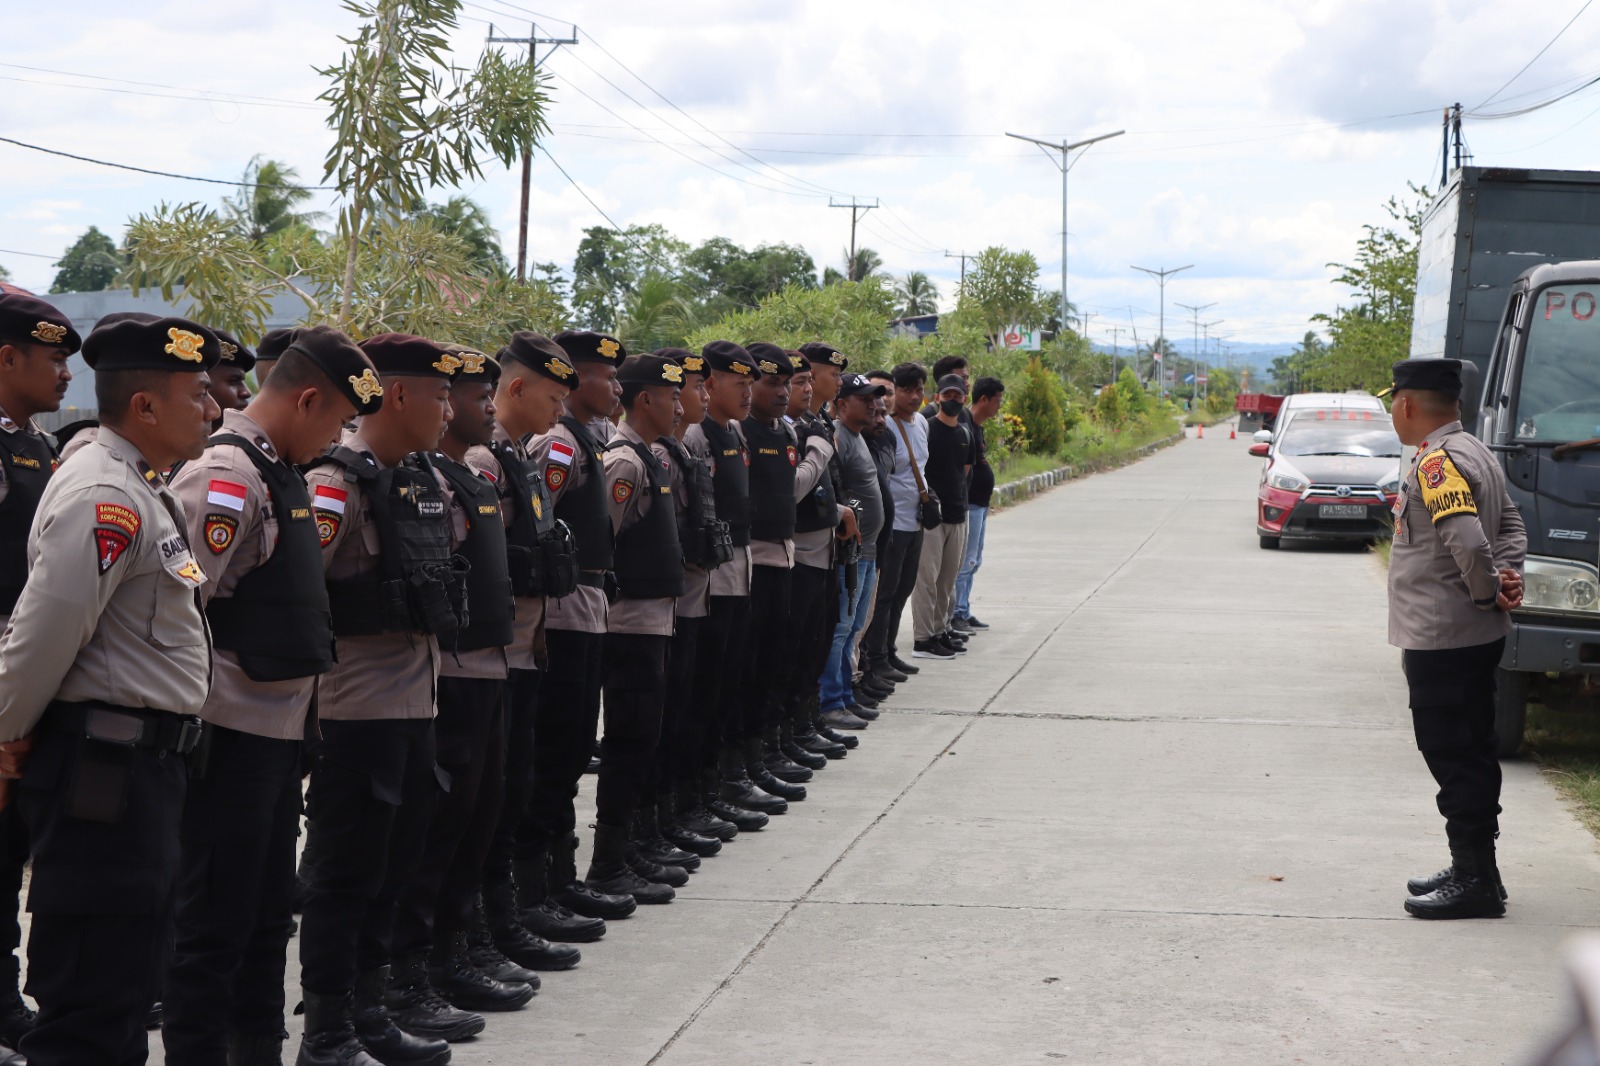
1090;339;1297;370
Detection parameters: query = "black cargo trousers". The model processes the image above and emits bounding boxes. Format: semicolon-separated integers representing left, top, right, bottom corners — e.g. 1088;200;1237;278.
1403;637;1506;848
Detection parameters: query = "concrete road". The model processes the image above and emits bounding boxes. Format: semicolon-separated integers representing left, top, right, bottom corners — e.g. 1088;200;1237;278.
158;428;1600;1064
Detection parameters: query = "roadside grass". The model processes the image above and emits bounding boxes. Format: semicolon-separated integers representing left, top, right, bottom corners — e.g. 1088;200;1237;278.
1524;700;1600;837
992;416;1183;488
990;452;1066;485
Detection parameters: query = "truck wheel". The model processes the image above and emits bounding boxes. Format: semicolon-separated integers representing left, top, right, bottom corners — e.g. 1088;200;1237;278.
1494;667;1530;758
1258;534;1280;550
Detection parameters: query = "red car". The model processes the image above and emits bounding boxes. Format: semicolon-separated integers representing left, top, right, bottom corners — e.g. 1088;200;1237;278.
1250;408;1403;549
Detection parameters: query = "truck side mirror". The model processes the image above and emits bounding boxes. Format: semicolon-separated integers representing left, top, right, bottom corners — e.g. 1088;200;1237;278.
1248;443;1271;458
1252;430;1272;444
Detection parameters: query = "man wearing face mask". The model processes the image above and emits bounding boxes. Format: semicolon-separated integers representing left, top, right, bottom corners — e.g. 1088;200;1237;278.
913;375;972;660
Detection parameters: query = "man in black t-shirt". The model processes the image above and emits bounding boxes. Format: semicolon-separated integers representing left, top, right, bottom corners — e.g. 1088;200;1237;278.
954;376;1005;631
911;375;971;658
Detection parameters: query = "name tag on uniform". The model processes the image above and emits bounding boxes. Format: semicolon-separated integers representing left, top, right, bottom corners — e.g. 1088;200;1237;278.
10;456;39;470
417;499;445;517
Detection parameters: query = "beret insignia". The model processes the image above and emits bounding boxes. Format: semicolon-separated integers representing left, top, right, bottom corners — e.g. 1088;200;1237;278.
432;353;464;374
544;358;574;380
662;363;684;385
830;351;846;365
31;322;68;345
731;361;752;376
758;360;779;374
681;355;705;373
204;515;238;555
349;369;383;403
598;337;621;359
460;351;487;373
165;328;206;363
789;355;807;371
612;478;634;505
219;340;239;361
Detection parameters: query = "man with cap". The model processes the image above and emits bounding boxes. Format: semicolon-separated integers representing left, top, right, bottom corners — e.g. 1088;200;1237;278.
681;341;771;836
0;315;220;1066
586;353;690;903
0;292;77;1057
1386;357;1526;919
390;347;538;1023
207;329;256;426
253;328;296;390
163;325;380;1066
474;334;591;960
516;331;637;929
298;333;469;1066
912;373;973;660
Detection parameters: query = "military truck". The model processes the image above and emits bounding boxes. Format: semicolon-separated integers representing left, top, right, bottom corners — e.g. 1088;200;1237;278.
1410;166;1600;754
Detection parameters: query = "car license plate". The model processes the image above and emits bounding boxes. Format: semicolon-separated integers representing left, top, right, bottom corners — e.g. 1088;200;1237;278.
1318;504;1366;519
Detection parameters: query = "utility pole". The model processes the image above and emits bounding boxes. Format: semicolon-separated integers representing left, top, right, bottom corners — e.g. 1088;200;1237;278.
944;250;973;287
1108;325;1124;381
1130;264;1193;398
1175;301;1215;404
830;199;879;280
1004;128;1124;340
486;21;578;283
1201;320;1224;401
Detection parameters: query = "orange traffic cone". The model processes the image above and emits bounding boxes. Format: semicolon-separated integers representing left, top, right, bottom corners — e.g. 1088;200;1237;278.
1229;426;1237;440
1196;423;1203;439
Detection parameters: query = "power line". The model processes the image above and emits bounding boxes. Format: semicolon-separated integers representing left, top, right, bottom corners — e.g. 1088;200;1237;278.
0;73;319;110
0;248;60;260
0;135;336;190
537;147;679;277
1471;73;1600;119
1474;0;1594;111
0;62;322;107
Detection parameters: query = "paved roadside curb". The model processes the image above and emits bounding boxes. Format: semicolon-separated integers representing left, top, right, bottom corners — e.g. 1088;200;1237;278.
990;431;1184;509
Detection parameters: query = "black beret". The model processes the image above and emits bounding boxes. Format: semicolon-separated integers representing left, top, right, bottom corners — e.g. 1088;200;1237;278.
838;373;887;399
212;329;257;373
701;340;759;378
654;347;707;377
1388;358;1462;399
92;311;159;330
554;329;626;366
256;328;297;363
359;333;459;380
799;341;848;370
786;350;808;373
283;325;384;416
498;332;578;389
618;354;686;388
83;316;221;372
0;292;80;353
443;344;501;387
745;342;794;378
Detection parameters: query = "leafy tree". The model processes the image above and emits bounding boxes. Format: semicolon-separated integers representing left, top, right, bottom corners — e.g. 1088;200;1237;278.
822;266;846;287
614;272;701;353
412;195;507;276
1005;356;1067;455
681;238;816;316
50;226;121;293
894;271;940;317
1269;331;1324;393
685;279;897;367
224;156;322;244
0;264;9;282
571;224;688;329
844;246;886;284
957;246;1053;341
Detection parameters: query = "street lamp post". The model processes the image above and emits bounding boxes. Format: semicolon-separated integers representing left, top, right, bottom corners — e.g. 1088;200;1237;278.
1005;128;1124;341
1130;264;1193;397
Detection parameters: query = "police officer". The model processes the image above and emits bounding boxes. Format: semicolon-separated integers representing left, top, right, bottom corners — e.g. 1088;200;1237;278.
253;328;296;390
0;314;220;1065
0;292;77;1058
207;329;256;426
588;354;689;903
1385;358;1527;919
164;325;380;1066
681;342;771;836
298;334;469;1065
518;332;635;928
473;334;589;958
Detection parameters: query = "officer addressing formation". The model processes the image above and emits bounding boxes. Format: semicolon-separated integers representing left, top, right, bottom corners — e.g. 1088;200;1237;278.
0;285;1537;1066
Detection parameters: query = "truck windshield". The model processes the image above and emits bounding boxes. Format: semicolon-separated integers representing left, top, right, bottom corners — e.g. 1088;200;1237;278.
1278;417;1403;458
1516;283;1600;441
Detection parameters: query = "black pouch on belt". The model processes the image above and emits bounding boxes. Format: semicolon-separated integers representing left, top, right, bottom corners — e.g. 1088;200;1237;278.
63;711;139;825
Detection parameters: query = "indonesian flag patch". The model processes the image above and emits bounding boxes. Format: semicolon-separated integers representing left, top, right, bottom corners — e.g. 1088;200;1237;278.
312;485;348;515
548;440;575;467
207;479;248;512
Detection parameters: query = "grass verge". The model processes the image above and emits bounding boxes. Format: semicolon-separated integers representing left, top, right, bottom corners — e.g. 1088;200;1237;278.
1525;700;1600;838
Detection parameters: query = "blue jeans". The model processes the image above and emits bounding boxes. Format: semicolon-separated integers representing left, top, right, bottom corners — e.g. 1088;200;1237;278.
954;504;988;618
819;559;878;712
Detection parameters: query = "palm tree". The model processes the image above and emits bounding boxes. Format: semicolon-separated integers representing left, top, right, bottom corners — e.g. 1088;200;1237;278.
614;272;701;352
224;156;323;244
412;196;508;277
895;271;939;317
844;246;885;283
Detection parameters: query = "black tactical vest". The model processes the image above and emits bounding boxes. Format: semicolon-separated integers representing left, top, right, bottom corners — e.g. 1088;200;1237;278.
659;435;733;571
315;447;469;638
606;438;686;599
742;416;797;542
793;411;839;535
433;454;515;652
490;439;579;600
0;427;56;614
701;417;750;547
553;415;614;572
204;433;336;681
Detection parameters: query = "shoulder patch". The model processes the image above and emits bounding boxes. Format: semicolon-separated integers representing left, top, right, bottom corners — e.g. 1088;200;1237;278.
207;479;248;512
548;440;576;467
612;478;635;505
315;510;341;548
94;528;130;574
95;502;139;536
786;444;798;467
1417;448;1477;523
204;514;239;555
312;485;347;515
546;464;567;492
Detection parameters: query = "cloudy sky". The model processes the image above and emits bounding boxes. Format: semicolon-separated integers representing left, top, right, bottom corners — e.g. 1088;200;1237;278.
5;0;1600;354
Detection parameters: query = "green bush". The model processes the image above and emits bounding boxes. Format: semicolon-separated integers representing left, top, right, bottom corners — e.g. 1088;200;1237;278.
1006;356;1067;455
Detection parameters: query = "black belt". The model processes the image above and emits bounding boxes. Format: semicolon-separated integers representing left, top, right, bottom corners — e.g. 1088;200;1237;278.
42;701;204;755
577;572;608;589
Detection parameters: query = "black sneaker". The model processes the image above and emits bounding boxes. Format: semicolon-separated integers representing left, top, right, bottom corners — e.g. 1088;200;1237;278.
937;635;968;656
874;664;910;684
912;639;955;660
888;653;920;675
962;615;990;630
949;617;975;636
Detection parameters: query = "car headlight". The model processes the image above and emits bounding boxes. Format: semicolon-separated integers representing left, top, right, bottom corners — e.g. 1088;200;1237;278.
1378;473;1401;494
1267;467;1309;492
1521;556;1600;616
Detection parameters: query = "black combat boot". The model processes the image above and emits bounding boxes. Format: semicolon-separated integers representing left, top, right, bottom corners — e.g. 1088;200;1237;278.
229;1029;287;1066
483;881;582;970
1407;863;1509;902
780;716;828;770
510;851;608;943
430;931;535;1012
678;773;742;840
763;726;814;783
747;734;806;801
816;715;860;749
296;990;382;1066
586;821;675;903
635;806;701;872
463;900;542;988
1404;842;1506;920
549;833;640;920
661;794;723;857
719;744;788;814
0;985;35;1052
378;958;483;1047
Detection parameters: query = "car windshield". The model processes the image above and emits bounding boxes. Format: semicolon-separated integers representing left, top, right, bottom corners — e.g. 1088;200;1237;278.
1515;283;1600;441
1278;415;1402;458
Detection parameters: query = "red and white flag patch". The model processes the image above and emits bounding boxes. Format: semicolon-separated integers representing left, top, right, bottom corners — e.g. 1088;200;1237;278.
207;479;248;512
312;485;348;515
548;440;575;467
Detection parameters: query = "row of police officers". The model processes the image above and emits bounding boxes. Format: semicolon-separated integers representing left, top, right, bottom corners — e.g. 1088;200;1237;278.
0;290;897;1066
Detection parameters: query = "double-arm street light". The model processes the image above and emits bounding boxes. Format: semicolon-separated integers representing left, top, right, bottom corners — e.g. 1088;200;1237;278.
1130;263;1193;396
1005;128;1124;341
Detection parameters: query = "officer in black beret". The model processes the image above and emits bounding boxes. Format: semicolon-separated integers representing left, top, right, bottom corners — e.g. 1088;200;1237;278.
0;292;77;1056
553;330;624;444
254;328;297;389
0;315;220;1065
163;324;380;1065
207;329;256;426
1385;357;1528;919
